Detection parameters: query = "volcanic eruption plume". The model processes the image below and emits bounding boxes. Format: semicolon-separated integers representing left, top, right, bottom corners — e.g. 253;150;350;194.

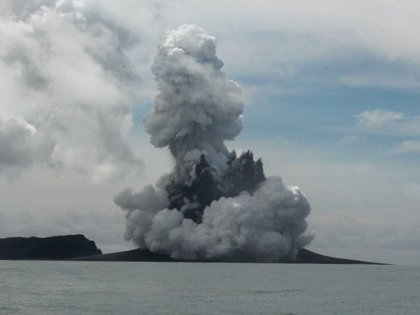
115;25;313;262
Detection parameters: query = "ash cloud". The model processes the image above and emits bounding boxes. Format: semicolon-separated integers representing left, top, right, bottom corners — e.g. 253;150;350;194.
0;0;148;180
115;25;313;262
0;118;54;176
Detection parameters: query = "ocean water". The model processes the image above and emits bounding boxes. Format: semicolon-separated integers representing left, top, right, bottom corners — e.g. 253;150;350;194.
0;261;418;315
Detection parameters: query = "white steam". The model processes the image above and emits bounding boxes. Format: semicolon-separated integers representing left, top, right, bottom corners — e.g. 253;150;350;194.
145;24;243;179
145;24;243;148
119;177;311;261
115;25;313;262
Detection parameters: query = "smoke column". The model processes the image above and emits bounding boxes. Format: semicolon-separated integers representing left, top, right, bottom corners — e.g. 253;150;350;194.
115;25;313;262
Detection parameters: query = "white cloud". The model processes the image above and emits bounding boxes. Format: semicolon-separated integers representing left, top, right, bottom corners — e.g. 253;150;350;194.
355;109;420;157
338;135;365;145
159;0;420;102
165;0;420;65
339;72;420;91
0;0;163;180
389;140;420;154
358;109;405;127
355;109;420;137
0;118;54;176
2;0;420;179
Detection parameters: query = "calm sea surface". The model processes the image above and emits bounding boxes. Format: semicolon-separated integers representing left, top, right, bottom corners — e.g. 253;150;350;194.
0;261;418;314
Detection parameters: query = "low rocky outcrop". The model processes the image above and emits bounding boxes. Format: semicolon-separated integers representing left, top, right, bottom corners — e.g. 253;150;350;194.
295;248;382;264
0;235;102;260
76;248;383;264
75;248;178;262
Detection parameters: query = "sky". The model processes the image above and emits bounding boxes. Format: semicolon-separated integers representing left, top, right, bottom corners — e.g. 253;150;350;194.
1;0;419;264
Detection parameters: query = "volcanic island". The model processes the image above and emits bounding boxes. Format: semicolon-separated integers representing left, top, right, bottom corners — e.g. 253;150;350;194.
0;235;382;264
0;26;384;265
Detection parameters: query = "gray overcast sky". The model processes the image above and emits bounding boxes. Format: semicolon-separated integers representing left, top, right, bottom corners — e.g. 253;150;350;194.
1;0;420;264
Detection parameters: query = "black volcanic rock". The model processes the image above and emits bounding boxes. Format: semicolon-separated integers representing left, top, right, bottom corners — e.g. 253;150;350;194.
0;235;102;260
75;248;178;262
76;248;384;264
295;248;382;264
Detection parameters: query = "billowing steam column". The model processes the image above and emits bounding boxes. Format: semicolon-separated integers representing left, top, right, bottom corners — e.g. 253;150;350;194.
115;25;313;262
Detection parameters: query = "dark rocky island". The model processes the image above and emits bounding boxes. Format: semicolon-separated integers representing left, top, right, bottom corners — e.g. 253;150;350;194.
0;234;383;264
0;235;102;260
76;247;383;264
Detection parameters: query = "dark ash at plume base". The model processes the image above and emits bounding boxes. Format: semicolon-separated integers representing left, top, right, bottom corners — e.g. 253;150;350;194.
115;25;314;262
